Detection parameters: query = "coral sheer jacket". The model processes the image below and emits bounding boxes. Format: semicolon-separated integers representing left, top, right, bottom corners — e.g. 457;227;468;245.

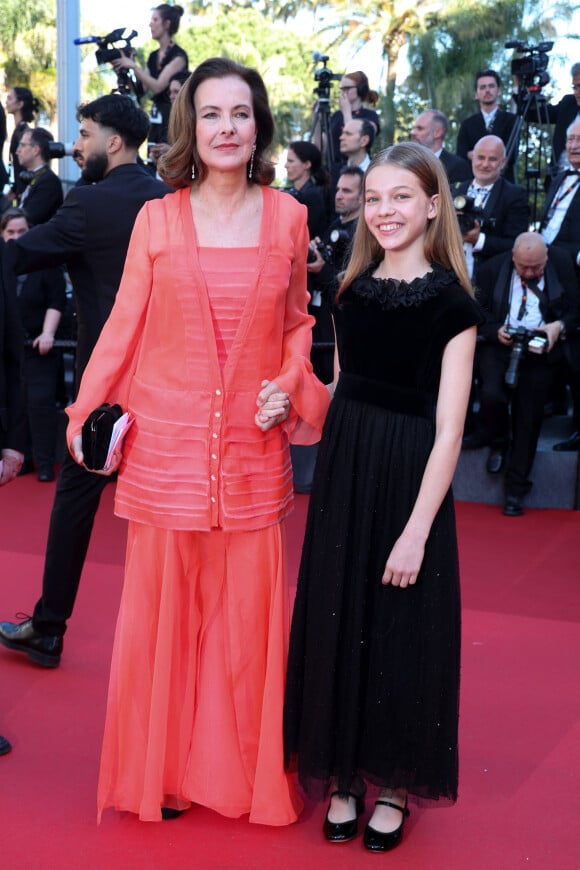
66;186;329;531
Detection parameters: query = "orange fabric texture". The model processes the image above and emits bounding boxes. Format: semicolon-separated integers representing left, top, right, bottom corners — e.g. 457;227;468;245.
66;186;330;531
97;521;303;824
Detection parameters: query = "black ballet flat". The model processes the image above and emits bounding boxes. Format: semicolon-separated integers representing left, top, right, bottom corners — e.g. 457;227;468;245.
363;798;409;852
161;807;185;820
323;791;365;843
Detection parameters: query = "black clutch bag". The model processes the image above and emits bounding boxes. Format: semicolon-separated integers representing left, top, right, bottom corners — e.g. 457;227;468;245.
81;403;124;470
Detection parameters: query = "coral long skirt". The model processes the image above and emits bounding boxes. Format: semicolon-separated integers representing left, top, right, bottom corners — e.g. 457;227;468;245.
97;520;302;824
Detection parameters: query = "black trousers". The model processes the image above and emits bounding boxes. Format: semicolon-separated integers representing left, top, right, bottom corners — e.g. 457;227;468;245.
23;348;62;467
478;343;554;498
32;451;110;637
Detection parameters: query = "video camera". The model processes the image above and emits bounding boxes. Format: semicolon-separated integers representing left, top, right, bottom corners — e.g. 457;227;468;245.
312;51;341;101
74;28;138;65
505;40;553;90
504;325;548;387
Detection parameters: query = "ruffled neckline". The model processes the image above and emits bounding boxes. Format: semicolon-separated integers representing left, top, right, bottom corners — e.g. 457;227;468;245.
347;263;458;309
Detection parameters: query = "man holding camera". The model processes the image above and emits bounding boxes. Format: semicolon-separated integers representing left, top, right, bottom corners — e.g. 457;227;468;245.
15;128;63;225
0;95;171;668
454;134;529;283
474;232;579;516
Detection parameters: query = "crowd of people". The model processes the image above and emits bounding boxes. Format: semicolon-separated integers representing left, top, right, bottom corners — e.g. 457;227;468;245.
0;30;579;855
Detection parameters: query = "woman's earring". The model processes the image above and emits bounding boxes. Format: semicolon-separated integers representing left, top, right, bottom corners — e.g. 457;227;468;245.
248;144;256;179
191;162;196;180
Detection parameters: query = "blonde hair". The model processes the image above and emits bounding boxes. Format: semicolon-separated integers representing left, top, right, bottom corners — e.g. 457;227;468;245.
338;142;472;299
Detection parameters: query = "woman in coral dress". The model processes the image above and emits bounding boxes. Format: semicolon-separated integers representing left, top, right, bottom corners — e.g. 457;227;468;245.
65;58;329;824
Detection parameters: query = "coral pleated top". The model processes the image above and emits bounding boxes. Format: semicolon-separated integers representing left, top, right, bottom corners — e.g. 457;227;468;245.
66;186;330;531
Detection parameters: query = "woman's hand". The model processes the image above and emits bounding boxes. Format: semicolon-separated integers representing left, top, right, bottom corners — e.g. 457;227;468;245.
255;379;290;432
32;333;55;356
112;55;136;73
70;434;122;476
382;529;426;588
0;449;24;485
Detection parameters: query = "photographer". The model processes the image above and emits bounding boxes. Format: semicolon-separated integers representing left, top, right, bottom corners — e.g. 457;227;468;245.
474;232;579;516
15;128;63;225
112;4;188;146
453;134;529;282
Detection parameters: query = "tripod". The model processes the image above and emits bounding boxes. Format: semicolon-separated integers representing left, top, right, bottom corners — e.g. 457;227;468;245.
310;86;336;169
504;86;554;224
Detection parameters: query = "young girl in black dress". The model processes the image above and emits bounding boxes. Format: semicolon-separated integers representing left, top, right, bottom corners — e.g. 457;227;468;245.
284;142;483;852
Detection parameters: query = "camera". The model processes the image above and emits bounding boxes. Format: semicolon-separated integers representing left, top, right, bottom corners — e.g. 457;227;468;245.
312;51;341;101
307;240;332;265
48;142;76;160
75;28;138;64
505;40;553;90
504;325;548;387
453;194;485;234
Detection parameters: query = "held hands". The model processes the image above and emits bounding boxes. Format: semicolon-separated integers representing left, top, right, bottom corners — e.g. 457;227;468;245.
70;434;122;476
382;529;426;588
255;380;290;432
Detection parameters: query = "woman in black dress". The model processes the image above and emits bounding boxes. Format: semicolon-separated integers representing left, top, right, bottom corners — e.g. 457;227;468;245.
112;4;188;146
284;142;482;852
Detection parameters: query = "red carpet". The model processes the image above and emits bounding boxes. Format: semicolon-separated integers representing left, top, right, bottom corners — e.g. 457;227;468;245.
1;478;579;869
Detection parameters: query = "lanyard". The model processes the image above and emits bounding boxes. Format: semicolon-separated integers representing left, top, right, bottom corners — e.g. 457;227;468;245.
545;177;580;223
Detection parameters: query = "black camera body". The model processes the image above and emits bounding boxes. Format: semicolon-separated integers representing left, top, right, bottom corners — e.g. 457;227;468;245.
504;325;548;387
47;142;76;160
505;39;553;90
453;194;485;234
307;240;333;265
312;52;341;101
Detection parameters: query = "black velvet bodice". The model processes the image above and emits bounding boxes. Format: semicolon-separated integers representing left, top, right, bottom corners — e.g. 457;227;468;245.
333;265;483;397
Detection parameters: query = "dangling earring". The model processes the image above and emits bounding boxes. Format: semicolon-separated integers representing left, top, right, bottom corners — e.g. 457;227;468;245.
191;161;196;180
248;144;256;179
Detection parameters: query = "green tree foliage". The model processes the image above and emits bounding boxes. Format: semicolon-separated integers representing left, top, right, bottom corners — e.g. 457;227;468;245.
0;0;57;119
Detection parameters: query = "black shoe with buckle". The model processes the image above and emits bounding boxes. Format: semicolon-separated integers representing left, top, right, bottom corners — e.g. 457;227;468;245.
363;798;409;852
323;791;365;843
0;617;62;668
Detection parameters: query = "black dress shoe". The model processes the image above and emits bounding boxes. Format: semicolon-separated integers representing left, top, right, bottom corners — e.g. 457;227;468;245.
0;618;62;668
486;448;506;474
503;495;524;517
17;459;34;476
0;735;12;756
37;465;55;482
323;792;365;843
363;798;409;852
553;431;580;452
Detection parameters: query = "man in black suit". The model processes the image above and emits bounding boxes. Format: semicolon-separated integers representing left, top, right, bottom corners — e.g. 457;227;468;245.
454;135;529;283
411;110;472;183
0;94;171;668
475;232;579;516
0;232;26;755
457;70;517;182
16;128;63;225
540;118;580;451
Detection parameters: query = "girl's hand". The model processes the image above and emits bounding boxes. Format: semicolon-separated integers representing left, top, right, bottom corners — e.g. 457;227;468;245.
382;530;426;588
255;379;290;432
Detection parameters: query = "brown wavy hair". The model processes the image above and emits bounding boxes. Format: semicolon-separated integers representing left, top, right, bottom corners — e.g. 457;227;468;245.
338;142;473;300
158;57;275;189
344;71;379;106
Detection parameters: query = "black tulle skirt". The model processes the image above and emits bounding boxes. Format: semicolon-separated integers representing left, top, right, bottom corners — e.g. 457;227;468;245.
284;373;461;805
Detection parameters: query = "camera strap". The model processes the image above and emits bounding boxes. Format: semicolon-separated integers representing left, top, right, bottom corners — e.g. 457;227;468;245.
543;177;580;224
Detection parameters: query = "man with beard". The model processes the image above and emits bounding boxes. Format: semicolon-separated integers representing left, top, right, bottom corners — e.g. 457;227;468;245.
411;110;472;183
0;95;171;668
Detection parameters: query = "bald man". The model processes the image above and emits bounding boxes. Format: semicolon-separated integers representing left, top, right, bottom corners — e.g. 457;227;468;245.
453;135;529;283
474;232;579;515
